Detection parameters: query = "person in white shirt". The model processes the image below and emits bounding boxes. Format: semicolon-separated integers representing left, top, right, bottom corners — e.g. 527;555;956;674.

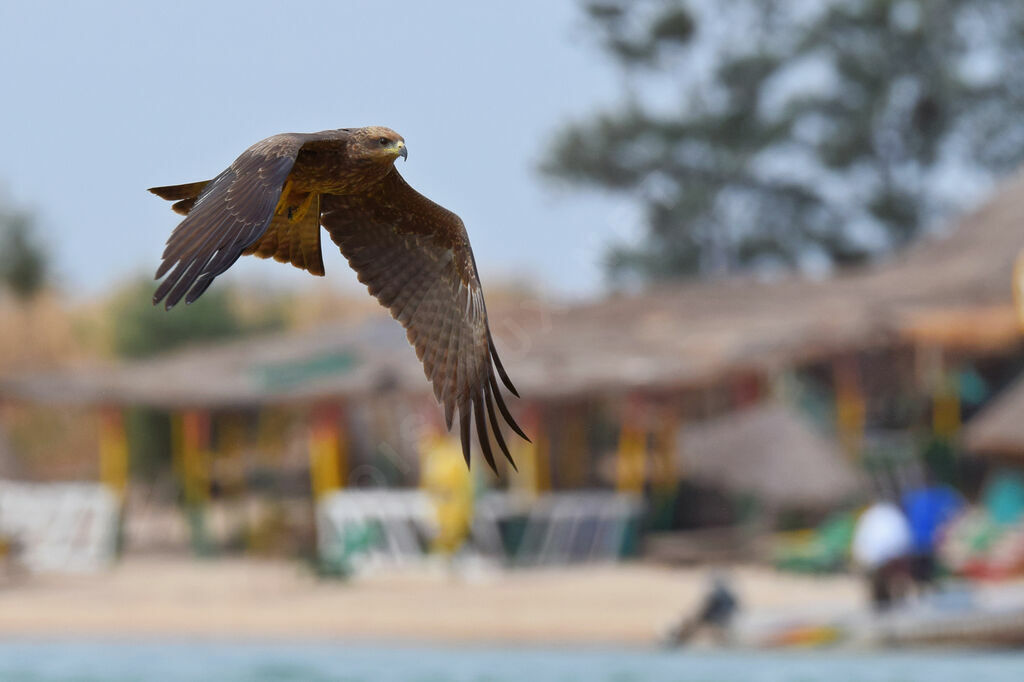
852;501;914;611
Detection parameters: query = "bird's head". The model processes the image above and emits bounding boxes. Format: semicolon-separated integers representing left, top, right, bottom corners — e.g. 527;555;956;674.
352;126;407;164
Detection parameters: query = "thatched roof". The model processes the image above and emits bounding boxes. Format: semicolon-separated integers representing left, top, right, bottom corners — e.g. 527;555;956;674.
678;403;865;508
4;170;1024;407
1;317;431;409
545;167;1024;374
963;376;1024;458
505;169;1024;397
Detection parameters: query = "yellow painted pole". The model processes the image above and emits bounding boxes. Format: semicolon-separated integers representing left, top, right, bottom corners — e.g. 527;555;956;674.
511;433;539;498
98;407;129;500
309;404;342;500
616;403;647;494
421;435;474;555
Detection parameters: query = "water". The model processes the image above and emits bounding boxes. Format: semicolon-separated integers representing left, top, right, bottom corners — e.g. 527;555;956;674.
0;641;1021;682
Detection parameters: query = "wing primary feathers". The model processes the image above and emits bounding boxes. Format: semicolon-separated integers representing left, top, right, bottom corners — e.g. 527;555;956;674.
154;257;175;281
488;332;520;398
485;380;517;471
155;209;225;280
459;402;472;468
319;169;529;473
157;211;237;308
473;393;497;474
203;232;255;282
184;273;216;304
158;172;232;257
443;400;455;431
155;200;235;284
153;259;191;305
489;373;530;442
152;134;305;311
163;250;217;309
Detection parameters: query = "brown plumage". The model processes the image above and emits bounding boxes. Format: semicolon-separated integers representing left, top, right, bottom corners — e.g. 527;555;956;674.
149;126;527;472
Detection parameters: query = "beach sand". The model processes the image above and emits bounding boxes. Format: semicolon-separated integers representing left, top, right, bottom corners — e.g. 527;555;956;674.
0;558;862;645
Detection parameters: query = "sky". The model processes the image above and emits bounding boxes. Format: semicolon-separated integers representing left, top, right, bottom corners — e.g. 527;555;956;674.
0;1;636;301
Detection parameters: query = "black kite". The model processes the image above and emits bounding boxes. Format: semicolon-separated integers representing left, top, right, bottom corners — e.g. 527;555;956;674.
149;126;527;472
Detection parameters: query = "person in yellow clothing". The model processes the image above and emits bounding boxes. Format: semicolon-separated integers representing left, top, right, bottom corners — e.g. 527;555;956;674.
421;436;475;556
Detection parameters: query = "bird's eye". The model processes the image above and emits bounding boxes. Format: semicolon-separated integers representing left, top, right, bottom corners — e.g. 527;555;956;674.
378;137;389;146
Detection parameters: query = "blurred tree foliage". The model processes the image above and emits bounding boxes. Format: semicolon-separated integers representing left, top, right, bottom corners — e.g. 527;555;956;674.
0;206;49;300
546;0;1024;284
109;276;286;358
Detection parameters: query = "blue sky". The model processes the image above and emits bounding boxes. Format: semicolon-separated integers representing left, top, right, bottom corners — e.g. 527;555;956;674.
0;1;634;300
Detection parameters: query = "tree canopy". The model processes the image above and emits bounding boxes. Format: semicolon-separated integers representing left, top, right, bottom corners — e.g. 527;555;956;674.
545;0;1024;284
109;277;286;359
0;204;48;300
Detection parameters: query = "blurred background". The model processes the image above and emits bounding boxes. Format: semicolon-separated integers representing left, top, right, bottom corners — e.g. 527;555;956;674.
4;0;1024;679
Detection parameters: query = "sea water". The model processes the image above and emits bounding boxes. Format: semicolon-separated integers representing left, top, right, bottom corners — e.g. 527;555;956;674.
0;640;1021;682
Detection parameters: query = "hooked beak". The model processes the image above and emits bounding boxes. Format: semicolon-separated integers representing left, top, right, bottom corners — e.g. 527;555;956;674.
398;143;408;161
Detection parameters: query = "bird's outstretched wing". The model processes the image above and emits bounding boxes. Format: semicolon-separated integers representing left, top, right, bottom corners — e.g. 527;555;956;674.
321;170;528;472
150;134;308;309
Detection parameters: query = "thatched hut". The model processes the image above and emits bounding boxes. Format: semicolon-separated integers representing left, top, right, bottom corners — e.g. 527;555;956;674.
963;376;1024;461
678;404;865;511
1;316;429;409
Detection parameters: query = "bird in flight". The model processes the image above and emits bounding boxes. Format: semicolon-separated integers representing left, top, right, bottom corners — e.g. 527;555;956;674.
149;126;527;472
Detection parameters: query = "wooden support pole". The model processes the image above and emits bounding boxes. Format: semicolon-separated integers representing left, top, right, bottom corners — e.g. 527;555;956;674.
421;434;474;555
616;400;647;494
309;403;343;500
98;406;129;500
216;412;247;499
181;410;211;506
512;406;549;496
563;405;587;489
933;371;961;440
651;409;679;495
833;357;866;461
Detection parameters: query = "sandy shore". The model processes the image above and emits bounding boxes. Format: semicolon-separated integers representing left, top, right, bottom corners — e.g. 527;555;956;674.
0;557;863;645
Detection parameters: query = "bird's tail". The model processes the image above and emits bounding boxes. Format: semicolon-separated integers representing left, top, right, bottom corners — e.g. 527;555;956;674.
148;180;211;215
